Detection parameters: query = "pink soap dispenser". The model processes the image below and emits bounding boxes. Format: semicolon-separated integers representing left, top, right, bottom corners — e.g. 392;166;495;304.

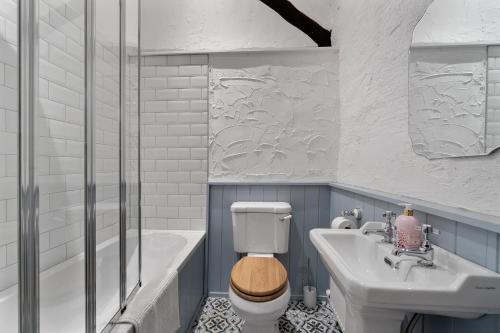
395;204;422;249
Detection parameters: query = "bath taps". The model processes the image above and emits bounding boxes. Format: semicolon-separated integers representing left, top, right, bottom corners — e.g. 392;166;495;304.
391;224;439;267
362;211;397;244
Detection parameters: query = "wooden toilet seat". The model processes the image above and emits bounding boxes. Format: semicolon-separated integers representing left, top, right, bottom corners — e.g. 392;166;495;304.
230;256;288;302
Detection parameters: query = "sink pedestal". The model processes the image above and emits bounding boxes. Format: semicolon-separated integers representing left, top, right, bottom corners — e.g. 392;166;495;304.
330;278;405;333
345;303;405;333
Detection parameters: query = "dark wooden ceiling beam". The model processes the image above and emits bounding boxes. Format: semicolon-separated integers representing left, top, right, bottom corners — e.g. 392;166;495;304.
258;0;332;47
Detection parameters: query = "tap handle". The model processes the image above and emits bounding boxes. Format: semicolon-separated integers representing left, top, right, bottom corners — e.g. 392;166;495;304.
383;211;396;223
421;224;440;236
419;224;440;250
383;210;396;217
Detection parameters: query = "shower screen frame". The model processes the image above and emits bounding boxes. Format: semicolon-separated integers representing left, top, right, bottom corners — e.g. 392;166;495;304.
18;0;40;332
16;0;142;332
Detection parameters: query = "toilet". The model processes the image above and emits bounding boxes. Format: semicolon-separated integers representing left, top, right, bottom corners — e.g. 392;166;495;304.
228;201;292;333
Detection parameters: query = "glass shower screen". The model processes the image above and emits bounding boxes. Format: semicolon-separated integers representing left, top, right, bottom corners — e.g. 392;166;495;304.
0;0;19;332
0;0;141;332
38;0;86;331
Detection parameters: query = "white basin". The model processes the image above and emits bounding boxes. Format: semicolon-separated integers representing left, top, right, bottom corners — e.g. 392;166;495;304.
310;228;500;333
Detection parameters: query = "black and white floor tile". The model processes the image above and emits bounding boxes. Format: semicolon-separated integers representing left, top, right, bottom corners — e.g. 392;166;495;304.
191;297;342;333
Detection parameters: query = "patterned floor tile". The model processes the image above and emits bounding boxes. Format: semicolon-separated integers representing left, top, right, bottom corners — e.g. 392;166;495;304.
191;297;342;333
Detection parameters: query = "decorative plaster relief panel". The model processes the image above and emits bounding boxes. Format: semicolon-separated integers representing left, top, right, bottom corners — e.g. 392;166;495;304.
409;47;487;158
209;50;339;182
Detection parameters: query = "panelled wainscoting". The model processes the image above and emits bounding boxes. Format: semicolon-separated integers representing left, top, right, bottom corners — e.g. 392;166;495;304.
179;240;206;333
207;185;331;298
330;186;500;333
206;183;500;332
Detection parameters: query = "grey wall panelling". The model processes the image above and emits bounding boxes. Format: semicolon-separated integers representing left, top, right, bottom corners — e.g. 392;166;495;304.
206;183;500;331
330;187;500;333
178;240;205;332
207;185;332;298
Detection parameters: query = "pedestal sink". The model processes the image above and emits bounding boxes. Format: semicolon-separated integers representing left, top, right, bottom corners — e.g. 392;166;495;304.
310;229;500;333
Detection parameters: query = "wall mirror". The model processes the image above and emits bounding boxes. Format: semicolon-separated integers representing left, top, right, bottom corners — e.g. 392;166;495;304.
408;0;500;159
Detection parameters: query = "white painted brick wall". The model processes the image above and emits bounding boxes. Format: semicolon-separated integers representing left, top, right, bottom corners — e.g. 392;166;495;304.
141;55;208;231
487;46;500;148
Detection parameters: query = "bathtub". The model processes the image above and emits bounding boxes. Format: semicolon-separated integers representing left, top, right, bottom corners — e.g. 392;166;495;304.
0;229;205;333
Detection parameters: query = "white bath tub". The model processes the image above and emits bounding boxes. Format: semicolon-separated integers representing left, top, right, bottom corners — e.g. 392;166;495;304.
0;229;205;333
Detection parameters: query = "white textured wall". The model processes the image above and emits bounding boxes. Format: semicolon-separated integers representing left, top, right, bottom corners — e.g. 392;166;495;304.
141;0;334;52
413;0;500;45
334;0;500;216
209;50;339;182
141;55;208;230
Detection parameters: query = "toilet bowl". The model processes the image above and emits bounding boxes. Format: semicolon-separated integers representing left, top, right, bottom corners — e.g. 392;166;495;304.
228;202;293;333
229;256;290;333
229;283;290;333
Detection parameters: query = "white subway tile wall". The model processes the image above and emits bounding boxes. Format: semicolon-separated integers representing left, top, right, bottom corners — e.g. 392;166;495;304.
94;22;121;250
141;55;208;230
487;46;500;148
0;0;18;292
39;0;86;286
126;54;140;235
0;0;131;292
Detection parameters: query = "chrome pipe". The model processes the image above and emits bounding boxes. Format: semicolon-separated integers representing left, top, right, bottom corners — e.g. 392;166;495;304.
84;0;97;331
138;0;143;288
18;0;40;332
119;0;128;310
101;282;140;333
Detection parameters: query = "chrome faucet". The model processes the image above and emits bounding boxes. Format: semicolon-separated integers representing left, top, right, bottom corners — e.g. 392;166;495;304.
391;224;439;267
362;211;397;244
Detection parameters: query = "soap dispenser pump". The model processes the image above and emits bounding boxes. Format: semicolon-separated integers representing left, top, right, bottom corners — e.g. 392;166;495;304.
395;203;422;249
